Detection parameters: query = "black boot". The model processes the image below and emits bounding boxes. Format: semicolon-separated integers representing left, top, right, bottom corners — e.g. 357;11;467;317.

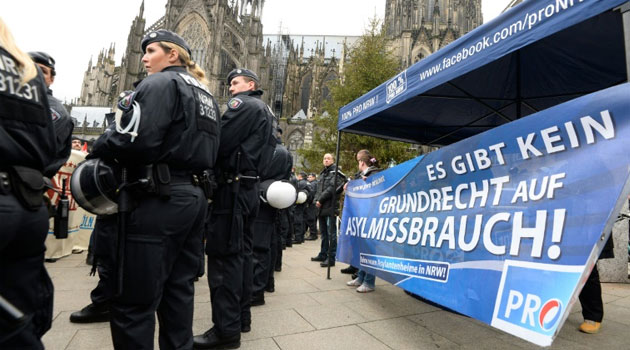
304;235;318;241
251;293;265;307
340;265;358;274
69;303;110;323
310;254;326;262
193;327;240;349
320;258;335;267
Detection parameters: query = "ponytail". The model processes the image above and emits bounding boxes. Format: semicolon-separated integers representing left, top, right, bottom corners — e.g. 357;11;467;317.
0;17;37;85
159;41;209;87
357;149;379;168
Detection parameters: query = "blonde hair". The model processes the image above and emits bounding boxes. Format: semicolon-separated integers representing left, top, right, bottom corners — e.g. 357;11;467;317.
159;41;209;87
0;17;37;85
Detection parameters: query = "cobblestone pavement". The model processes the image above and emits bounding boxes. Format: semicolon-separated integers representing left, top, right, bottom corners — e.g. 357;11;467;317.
43;240;630;349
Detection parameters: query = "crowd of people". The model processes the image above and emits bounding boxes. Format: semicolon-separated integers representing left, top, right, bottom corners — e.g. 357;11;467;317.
0;15;614;350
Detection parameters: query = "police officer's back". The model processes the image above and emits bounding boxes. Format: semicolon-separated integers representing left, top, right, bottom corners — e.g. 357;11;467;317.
195;68;275;349
0;19;67;349
89;29;220;349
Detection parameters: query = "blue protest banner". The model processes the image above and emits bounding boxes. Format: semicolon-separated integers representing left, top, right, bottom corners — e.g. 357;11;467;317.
337;83;630;346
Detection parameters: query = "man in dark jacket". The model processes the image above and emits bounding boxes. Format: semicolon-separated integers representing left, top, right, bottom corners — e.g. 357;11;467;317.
311;153;345;267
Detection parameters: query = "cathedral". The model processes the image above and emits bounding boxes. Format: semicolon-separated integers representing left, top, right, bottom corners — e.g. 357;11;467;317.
77;0;482;161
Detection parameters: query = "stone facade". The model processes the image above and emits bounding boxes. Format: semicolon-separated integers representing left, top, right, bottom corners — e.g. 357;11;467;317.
76;0;482;156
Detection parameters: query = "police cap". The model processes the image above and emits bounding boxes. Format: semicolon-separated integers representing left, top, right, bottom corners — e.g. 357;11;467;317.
141;29;191;56
227;68;259;85
299;171;307;178
29;51;56;75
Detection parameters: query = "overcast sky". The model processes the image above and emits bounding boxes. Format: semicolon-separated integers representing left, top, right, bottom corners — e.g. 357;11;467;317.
2;0;511;102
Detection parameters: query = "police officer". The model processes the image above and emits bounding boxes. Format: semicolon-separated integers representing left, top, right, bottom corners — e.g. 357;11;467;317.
28;51;74;173
69;214;116;324
251;134;292;306
194;68;275;349
292;171;312;244
0;19;69;349
304;173;319;240
90;29;220;349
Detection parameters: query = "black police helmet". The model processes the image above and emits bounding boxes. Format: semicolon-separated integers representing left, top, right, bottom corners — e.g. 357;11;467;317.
29;51;56;75
227;68;259;85
141;29;192;56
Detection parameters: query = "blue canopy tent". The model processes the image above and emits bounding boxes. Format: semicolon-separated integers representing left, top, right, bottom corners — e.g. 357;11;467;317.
337;0;630;146
324;0;630;281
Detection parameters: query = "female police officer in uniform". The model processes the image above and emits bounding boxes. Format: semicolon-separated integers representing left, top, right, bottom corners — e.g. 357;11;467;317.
90;29;220;349
0;18;69;349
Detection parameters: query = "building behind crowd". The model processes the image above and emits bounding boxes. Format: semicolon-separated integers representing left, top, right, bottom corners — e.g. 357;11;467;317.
75;0;484;163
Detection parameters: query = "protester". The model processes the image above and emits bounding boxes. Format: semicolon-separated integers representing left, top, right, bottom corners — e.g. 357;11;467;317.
0;18;70;349
578;235;614;334
311;153;345;267
71;137;83;150
346;150;381;293
194;68;275;349
89;29;220;348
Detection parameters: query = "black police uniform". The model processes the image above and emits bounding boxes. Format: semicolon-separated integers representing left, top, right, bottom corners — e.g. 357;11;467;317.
91;64;220;349
292;176;313;243
0;48;68;349
305;178;319;240
199;86;275;346
28;51;74;173
251;141;292;304
69;214;116;323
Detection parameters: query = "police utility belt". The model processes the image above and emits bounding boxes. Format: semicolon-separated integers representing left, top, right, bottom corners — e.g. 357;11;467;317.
217;171;259;186
0;166;46;211
127;164;216;201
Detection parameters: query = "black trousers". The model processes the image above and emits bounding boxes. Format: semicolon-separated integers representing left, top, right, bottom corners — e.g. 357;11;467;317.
0;195;52;350
110;184;206;350
90;215;117;307
206;185;258;337
579;265;603;322
293;204;306;242
305;204;318;237
318;215;337;259
252;204;276;297
268;219;281;288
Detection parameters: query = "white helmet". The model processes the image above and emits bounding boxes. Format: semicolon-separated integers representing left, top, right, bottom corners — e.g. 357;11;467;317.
296;191;307;204
260;180;296;209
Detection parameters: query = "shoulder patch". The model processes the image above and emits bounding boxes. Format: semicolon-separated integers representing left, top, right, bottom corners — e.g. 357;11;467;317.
50;108;61;122
228;98;243;109
117;91;136;112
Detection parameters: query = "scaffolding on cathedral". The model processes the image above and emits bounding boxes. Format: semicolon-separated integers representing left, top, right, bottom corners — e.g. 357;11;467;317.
270;24;291;117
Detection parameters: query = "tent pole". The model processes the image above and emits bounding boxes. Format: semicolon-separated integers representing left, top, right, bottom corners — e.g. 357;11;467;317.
328;130;342;280
516;51;522;119
622;1;630;82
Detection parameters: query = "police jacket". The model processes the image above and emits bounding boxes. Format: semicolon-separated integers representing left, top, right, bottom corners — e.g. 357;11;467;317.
315;164;345;217
46;89;74;174
217;90;275;178
260;141;292;181
296;178;314;205
91;66;219;172
0;47;63;178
